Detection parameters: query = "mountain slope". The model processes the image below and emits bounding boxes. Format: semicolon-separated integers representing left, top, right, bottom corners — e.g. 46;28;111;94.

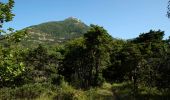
24;17;89;46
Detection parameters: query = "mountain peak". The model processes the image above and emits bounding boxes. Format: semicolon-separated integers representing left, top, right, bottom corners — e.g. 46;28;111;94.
64;17;81;22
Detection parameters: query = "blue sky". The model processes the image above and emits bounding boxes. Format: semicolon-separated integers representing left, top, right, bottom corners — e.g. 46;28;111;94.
3;0;170;39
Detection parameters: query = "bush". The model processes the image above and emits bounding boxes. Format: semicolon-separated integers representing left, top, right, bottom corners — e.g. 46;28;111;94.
54;81;88;100
51;74;64;85
0;83;56;100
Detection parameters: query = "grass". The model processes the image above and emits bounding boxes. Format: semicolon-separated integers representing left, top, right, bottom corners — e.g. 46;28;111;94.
0;82;169;100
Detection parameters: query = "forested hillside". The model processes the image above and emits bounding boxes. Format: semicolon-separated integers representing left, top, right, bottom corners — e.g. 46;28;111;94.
0;17;89;47
0;0;170;100
25;17;89;43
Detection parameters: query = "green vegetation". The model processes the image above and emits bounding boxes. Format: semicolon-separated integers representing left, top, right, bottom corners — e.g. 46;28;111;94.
22;17;89;47
0;0;170;100
0;0;14;29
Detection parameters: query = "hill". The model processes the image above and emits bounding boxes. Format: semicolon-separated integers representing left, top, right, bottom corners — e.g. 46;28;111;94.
21;17;89;47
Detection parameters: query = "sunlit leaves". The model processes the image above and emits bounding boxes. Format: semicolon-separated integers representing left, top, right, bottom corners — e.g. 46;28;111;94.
0;0;15;28
0;47;25;82
5;30;28;43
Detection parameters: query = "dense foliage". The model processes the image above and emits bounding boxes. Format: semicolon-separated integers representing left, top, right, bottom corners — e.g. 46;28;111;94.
0;0;14;28
0;0;170;99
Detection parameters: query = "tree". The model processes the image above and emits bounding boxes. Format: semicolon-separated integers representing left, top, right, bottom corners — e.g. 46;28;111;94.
168;0;170;18
60;25;112;88
0;0;28;87
0;0;14;30
103;39;126;82
83;25;112;87
59;37;88;88
23;44;59;83
0;46;25;87
130;30;170;95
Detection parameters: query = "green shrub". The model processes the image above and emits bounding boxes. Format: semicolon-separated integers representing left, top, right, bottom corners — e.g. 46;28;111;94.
51;74;64;85
13;83;46;99
0;83;56;100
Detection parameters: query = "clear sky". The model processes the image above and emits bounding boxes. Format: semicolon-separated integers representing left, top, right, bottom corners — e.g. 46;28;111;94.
2;0;170;39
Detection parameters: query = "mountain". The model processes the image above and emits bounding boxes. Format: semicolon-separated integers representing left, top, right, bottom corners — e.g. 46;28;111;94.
21;17;89;47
